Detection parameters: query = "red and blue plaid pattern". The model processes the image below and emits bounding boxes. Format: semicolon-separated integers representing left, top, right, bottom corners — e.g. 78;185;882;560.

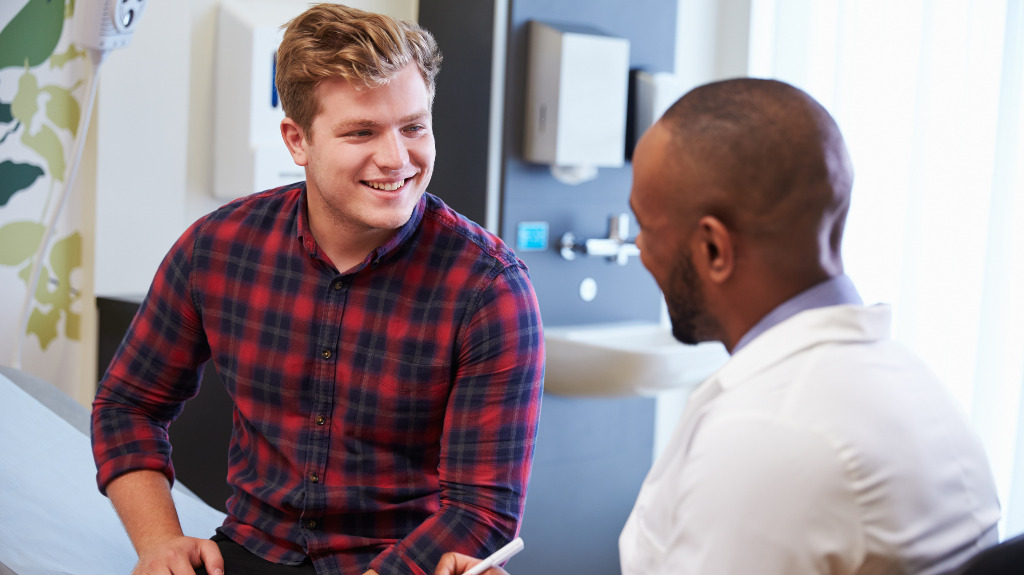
92;185;545;575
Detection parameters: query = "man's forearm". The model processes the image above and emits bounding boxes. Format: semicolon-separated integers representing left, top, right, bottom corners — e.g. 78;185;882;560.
106;469;185;555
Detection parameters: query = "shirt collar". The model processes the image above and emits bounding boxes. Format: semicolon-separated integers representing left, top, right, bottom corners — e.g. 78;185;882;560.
295;185;318;257
732;274;863;353
295;185;428;271
369;192;427;267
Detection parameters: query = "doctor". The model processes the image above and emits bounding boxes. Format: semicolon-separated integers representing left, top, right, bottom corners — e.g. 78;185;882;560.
436;78;1001;575
619;78;1001;574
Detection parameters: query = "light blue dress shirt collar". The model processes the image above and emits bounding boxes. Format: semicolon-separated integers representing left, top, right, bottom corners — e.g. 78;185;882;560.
731;274;862;353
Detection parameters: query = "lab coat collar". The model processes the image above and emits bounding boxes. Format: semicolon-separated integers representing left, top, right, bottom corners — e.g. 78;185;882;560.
711;304;893;392
732;275;863;352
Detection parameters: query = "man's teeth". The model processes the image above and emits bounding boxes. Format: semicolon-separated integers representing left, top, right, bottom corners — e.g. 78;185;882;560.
367;179;406;192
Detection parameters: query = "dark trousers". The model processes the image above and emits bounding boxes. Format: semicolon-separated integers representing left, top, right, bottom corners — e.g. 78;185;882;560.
194;534;318;575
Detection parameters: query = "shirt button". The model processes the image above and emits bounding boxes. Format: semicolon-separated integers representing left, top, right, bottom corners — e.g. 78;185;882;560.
320;348;332;360
315;415;326;426
306;519;319;530
310;473;320;483
332;281;343;291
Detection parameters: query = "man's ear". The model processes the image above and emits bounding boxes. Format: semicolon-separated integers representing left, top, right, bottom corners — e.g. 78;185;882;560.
281;118;308;166
694;215;734;285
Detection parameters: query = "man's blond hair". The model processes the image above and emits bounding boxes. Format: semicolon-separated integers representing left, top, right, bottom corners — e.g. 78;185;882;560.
275;3;442;137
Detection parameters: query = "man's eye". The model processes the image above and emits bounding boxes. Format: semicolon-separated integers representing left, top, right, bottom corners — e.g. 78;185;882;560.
340;129;372;138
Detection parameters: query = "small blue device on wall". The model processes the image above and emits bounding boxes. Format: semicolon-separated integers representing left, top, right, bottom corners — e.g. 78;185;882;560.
517;221;549;252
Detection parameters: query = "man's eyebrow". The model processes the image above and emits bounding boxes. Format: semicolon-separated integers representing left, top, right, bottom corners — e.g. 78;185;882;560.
400;110;431;124
330;110;430;132
333;119;381;131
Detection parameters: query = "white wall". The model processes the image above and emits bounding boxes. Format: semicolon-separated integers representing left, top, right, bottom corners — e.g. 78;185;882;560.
675;0;751;92
94;0;192;297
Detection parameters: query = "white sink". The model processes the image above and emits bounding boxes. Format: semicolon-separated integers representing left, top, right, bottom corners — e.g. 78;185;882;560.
543;322;728;397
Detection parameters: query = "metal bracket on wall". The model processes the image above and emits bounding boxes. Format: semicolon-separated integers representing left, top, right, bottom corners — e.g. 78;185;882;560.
559;213;641;266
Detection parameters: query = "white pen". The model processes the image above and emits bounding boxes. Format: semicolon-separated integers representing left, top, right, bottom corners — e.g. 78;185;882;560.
464;537;525;575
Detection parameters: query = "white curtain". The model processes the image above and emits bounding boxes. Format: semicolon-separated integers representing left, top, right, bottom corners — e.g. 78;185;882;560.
748;0;1024;537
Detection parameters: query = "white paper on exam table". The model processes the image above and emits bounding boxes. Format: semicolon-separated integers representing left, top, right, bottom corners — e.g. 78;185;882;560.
0;373;227;575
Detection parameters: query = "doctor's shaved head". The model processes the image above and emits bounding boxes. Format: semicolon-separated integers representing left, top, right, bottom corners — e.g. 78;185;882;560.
630;78;855;350
659;78;854;273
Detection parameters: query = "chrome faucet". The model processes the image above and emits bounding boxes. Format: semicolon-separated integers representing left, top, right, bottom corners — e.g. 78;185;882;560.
560;214;641;266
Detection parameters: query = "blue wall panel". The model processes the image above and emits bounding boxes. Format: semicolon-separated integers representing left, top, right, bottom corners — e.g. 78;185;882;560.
501;0;676;329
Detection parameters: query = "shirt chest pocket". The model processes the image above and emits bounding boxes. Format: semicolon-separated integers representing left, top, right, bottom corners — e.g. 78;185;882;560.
344;352;451;447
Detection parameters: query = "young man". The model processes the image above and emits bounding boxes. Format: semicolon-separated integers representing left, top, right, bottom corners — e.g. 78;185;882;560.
436;79;1000;575
91;5;544;575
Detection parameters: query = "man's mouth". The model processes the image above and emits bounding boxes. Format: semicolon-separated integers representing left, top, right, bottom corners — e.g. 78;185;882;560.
364;178;409;192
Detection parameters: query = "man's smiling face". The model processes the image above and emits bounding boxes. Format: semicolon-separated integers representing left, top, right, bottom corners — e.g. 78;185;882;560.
293;64;435;236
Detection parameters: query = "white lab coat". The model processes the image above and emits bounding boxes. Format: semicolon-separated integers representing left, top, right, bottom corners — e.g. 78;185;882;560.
619;304;1000;575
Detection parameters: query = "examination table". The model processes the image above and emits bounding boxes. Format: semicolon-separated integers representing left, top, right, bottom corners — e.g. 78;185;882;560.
0;367;226;575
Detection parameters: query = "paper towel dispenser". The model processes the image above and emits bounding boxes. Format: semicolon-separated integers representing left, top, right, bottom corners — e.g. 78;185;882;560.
633;70;684;149
523;21;630;183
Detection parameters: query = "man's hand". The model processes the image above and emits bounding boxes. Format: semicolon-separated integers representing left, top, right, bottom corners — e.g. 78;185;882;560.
433;552;509;575
106;470;222;575
132;535;224;575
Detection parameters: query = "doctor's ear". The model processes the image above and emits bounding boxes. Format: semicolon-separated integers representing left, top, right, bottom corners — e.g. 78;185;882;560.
280;118;308;166
694;215;734;285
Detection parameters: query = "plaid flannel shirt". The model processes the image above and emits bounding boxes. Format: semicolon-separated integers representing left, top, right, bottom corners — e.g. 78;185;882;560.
92;185;544;575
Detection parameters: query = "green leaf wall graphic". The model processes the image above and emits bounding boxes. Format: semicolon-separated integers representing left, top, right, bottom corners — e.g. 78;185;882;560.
20;230;82;349
1;221;83;350
0;220;44;266
49;44;85;68
43;83;82;134
10;66;41;121
11;67;70;181
0;161;45;206
1;0;88;350
0;0;66;69
20;124;66;182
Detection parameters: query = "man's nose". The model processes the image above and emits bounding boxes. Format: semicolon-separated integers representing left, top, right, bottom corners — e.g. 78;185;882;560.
375;131;409;170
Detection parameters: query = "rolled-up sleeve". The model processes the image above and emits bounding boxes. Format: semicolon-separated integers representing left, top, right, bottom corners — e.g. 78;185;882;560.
91;218;211;494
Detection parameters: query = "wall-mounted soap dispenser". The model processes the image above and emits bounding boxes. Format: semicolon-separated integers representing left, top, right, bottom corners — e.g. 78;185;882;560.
523;21;630;185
